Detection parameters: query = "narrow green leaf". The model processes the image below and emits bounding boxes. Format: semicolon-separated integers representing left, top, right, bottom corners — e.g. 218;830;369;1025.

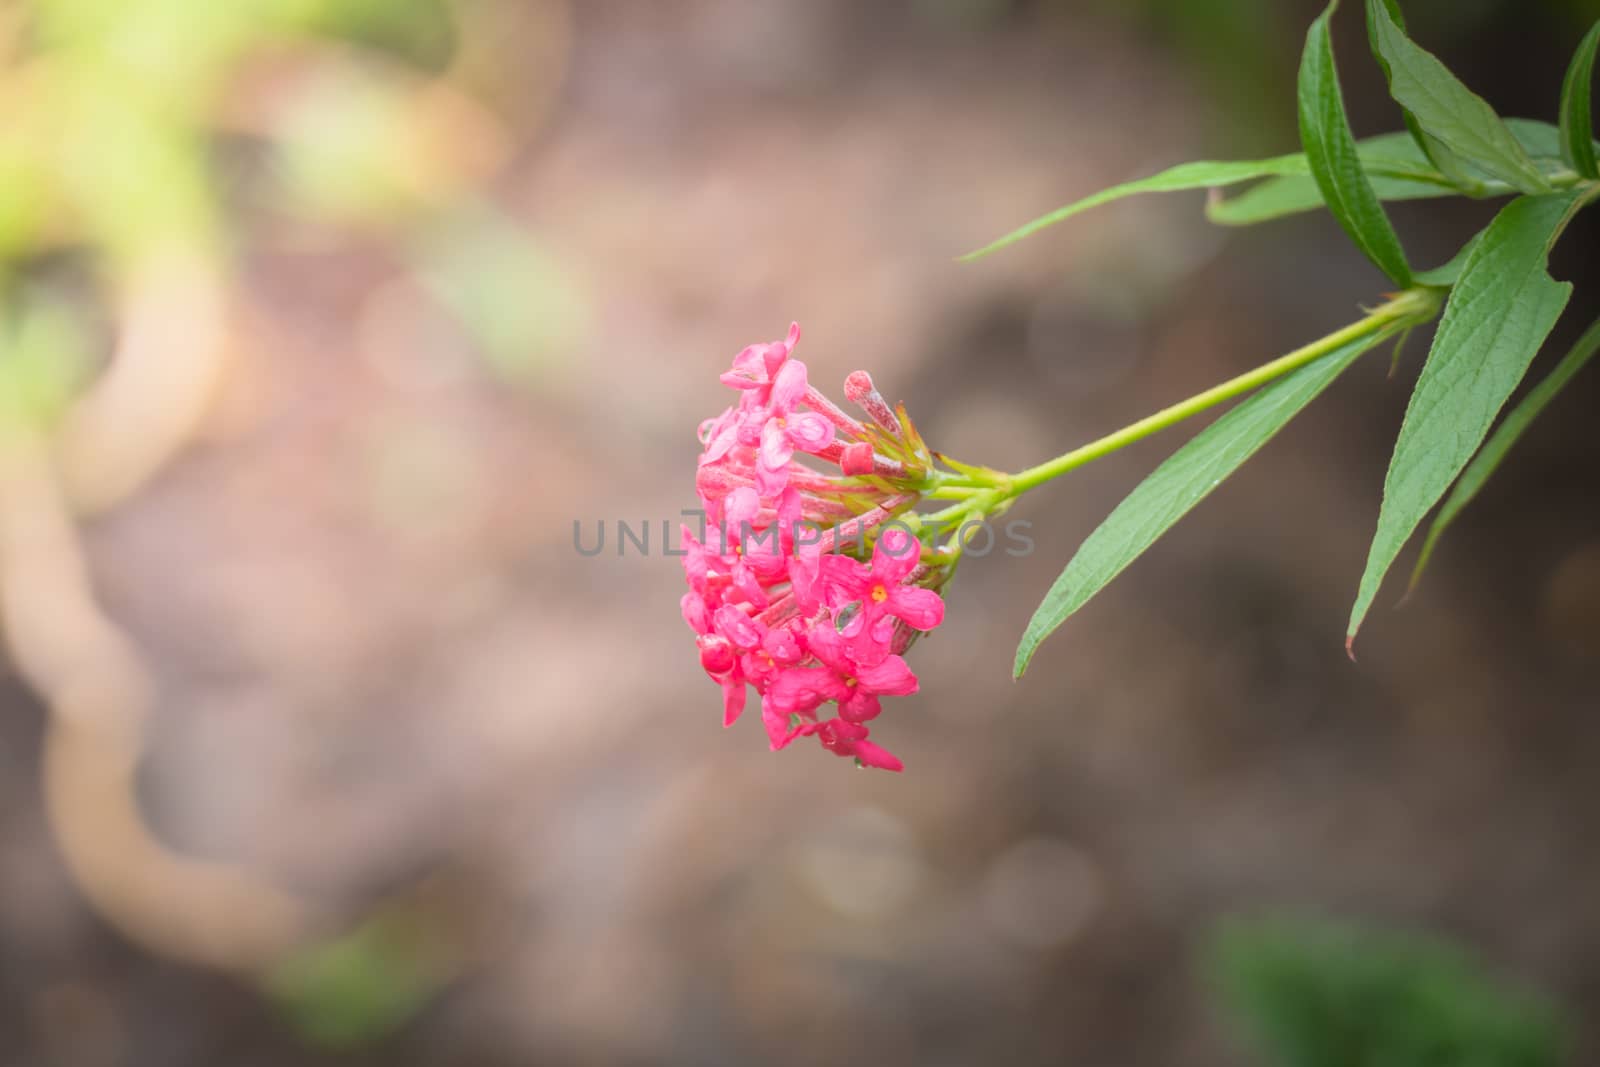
1209;131;1446;225
1410;131;1479;189
1209;172;1447;226
1208;121;1590;226
1014;325;1397;677
1299;1;1412;285
1410;314;1600;591
1505;119;1575;161
1348;192;1583;644
963;118;1588;258
1365;0;1550;194
961;156;1310;260
1363;0;1480;186
1559;20;1600;178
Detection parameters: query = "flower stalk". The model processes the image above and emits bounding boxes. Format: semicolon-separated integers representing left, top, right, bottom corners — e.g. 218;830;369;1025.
1004;287;1440;498
683;291;1442;768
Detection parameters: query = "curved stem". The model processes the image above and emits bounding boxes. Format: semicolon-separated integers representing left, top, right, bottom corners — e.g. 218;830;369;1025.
1002;288;1439;498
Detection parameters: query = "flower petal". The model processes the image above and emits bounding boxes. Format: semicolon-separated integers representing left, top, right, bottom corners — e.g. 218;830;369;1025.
785;412;834;453
681;592;711;633
713;604;763;650
788;551;823;615
803;616;854;676
819;553;871;604
763;623;803;664
759;419;795;474
871;526;921;582
722;486;760;528
851;739;904;772
844;611;895;667
721;676;747;727
768;667;836;713
886;586;944;631
770;359;809;413
855;654;918;696
838;689;882;723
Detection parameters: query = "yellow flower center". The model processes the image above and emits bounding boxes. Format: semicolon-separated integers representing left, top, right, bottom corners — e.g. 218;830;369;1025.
869;584;889;603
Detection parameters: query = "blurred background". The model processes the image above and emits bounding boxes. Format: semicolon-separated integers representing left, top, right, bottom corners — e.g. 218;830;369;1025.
0;0;1597;1064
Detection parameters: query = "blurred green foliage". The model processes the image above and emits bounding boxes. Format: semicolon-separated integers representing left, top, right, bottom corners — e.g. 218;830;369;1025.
292;0;458;71
1210;918;1567;1067
0;289;92;430
0;0;569;433
265;907;453;1049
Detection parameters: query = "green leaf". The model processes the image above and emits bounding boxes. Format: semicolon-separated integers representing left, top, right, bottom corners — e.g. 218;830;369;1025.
1208;132;1447;226
1362;0;1481;188
1207;171;1447;226
1300;1;1412;285
1365;0;1550;194
1506;118;1575;162
961;120;1586;259
1348;191;1583;644
1211;121;1595;225
961;156;1311;260
1559;20;1600;178
1410;313;1600;591
1014;324;1398;677
962;117;1587;258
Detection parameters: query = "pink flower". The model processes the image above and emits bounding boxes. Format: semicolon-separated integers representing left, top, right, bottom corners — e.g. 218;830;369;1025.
681;524;767;609
739;620;805;690
698;407;741;467
682;487;804;611
681;591;712;634
685;322;955;772
696;633;748;727
814;719;903;771
756;411;835;494
763;710;904;772
767;614;919;725
720;322;802;391
820;526;945;639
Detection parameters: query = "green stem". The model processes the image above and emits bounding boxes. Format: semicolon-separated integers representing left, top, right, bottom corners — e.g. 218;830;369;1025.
1001;288;1438;498
925;485;982;501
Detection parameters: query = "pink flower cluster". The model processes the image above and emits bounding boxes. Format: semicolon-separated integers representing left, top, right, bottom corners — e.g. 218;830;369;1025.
681;324;947;771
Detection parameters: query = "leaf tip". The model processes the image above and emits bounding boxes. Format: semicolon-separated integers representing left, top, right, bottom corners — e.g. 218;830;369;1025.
1012;646;1032;680
1344;633;1359;662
